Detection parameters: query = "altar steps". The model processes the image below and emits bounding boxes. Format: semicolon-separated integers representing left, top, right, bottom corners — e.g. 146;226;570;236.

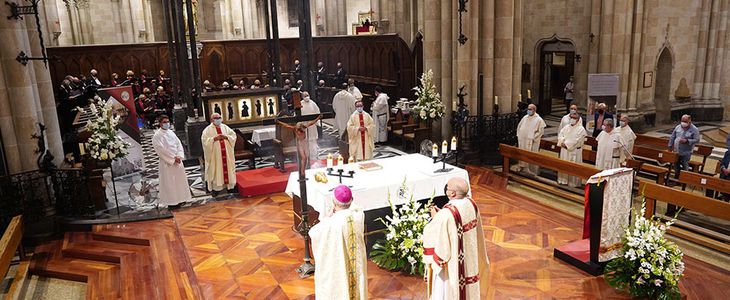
28;220;202;300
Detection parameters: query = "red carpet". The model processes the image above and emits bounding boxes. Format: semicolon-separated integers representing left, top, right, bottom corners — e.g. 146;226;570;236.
236;164;297;197
235;160;327;197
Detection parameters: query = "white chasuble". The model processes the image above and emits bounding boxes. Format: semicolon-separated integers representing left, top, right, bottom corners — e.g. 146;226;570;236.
201;123;237;191
595;130;625;171
557;123;587;187
152;129;191;206
516;114;546;175
301;99;321;161
423;198;490;300
615;125;637;163
310;206;367;300
333;90;357;137
346;111;375;161
372;93;390;143
348;86;364;102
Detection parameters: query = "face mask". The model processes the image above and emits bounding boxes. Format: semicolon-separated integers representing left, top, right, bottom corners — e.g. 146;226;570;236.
598;109;604;113
214;119;222;126
303;97;310;102
601;125;606;131
570;119;577;125
681;122;689;128
356;107;364;113
527;110;534;116
619;121;626;127
161;123;171;130
570;109;577;114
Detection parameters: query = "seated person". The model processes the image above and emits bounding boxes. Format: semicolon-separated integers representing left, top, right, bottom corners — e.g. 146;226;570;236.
720;148;730;201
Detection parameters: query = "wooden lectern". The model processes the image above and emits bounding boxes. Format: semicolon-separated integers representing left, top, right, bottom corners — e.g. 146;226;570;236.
554;168;634;276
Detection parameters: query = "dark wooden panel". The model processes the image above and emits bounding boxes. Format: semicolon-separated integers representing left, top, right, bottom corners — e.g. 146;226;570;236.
48;34;418;101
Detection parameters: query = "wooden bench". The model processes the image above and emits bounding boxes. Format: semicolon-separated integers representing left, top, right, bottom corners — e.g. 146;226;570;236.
233;129;256;169
677;171;730;200
635;134;715;174
1;215;28;299
632;145;677;185
641;182;730;254
584;136;597;151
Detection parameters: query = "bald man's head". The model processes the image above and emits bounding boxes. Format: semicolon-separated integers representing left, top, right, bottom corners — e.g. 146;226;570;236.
445;177;469;199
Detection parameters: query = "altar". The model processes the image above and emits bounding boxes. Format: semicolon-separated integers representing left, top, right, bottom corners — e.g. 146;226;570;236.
284;153;469;249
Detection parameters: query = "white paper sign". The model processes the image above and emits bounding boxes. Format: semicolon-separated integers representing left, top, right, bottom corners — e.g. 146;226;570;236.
701;178;707;185
658;153;663;158
588;73;620;96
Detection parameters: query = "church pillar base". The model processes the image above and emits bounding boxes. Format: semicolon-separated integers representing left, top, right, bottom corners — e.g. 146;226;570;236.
185;119;208;159
173;107;187;132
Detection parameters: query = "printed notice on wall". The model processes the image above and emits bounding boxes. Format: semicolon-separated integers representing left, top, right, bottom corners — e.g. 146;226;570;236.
588;73;620;96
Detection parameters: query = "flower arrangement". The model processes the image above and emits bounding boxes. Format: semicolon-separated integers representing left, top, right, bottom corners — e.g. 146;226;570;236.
604;202;685;300
76;98;130;161
370;179;433;276
412;69;445;121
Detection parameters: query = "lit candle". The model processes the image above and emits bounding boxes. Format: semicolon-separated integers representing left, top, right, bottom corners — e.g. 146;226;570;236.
326;153;333;168
442;140;448;154
432;144;439;157
79;143;86;155
519;93;522;101
527;89;532;99
337;155;344;170
348;156;355;164
494;96;498;105
451;136;457;150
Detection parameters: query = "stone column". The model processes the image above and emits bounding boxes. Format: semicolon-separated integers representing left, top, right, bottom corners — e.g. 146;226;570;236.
624;0;645;115
0;57;22;173
231;0;244;38
493;0;515;113
0;6;49;171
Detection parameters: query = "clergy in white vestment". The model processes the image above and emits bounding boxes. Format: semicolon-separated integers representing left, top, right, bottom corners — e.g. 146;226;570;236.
371;85;390;143
595;118;627;170
615;115;637;164
201;113;237;193
346;101;376;161
423;177;489;300
559;104;583;133
557;113;587;187
300;91;321;161
333;87;357;138
347;78;364;102
310;185;367;300
151;115;191;206
516;104;546;175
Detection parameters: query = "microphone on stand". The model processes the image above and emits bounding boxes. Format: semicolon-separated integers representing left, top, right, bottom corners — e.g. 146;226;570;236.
613;139;634;161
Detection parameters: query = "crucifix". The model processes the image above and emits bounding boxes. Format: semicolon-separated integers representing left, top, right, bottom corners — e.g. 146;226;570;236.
265;109;333;279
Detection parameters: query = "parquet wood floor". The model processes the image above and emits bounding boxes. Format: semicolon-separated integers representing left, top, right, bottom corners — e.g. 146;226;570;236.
173;167;730;299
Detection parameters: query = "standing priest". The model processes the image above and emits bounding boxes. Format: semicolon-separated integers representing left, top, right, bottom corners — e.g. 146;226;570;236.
516;104;546;175
152;115;191;207
346;101;375;161
423;177;489;299
310;185;367;300
201;113;237;195
595;118;626;170
333;85;357;138
371;86;390;144
300;91;321;161
557;113;587;187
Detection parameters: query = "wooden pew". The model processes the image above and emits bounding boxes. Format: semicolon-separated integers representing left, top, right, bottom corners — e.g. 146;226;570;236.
501;144;600;180
632;145;677;185
584;136;597;150
688;144;714;174
635;134;668;149
636;134;715;174
539;139;597;164
678;171;730;199
1;215;28;299
640;182;730;254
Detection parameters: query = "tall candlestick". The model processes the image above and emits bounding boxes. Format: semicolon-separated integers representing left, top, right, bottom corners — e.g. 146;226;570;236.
79;143;86;155
527;89;532;98
337;155;344;170
519;94;522;101
451;136;457;150
494;96;498;105
432;144;439;157
442;140;448;154
348;156;355;164
326;153;333;168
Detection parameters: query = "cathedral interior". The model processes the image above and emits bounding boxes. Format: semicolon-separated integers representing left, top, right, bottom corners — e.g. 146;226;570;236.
1;0;729;299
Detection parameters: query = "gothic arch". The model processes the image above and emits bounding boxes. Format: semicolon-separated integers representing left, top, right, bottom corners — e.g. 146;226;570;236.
653;46;674;125
533;35;576;115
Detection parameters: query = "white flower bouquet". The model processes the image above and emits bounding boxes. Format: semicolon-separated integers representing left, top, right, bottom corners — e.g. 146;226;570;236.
76;98;130;162
370;178;433;276
411;69;445;122
604;202;684;300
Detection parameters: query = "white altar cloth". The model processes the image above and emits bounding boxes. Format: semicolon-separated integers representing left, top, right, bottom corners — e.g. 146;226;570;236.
251;127;276;146
285;154;470;215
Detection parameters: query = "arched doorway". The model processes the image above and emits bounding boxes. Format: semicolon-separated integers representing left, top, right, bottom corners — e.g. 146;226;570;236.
538;39;575;116
654;48;672;125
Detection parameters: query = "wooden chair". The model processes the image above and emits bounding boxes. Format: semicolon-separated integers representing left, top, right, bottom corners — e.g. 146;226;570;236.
402;122;430;151
273;123;297;172
390;114;414;145
584;136;598;151
233;129;256;169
